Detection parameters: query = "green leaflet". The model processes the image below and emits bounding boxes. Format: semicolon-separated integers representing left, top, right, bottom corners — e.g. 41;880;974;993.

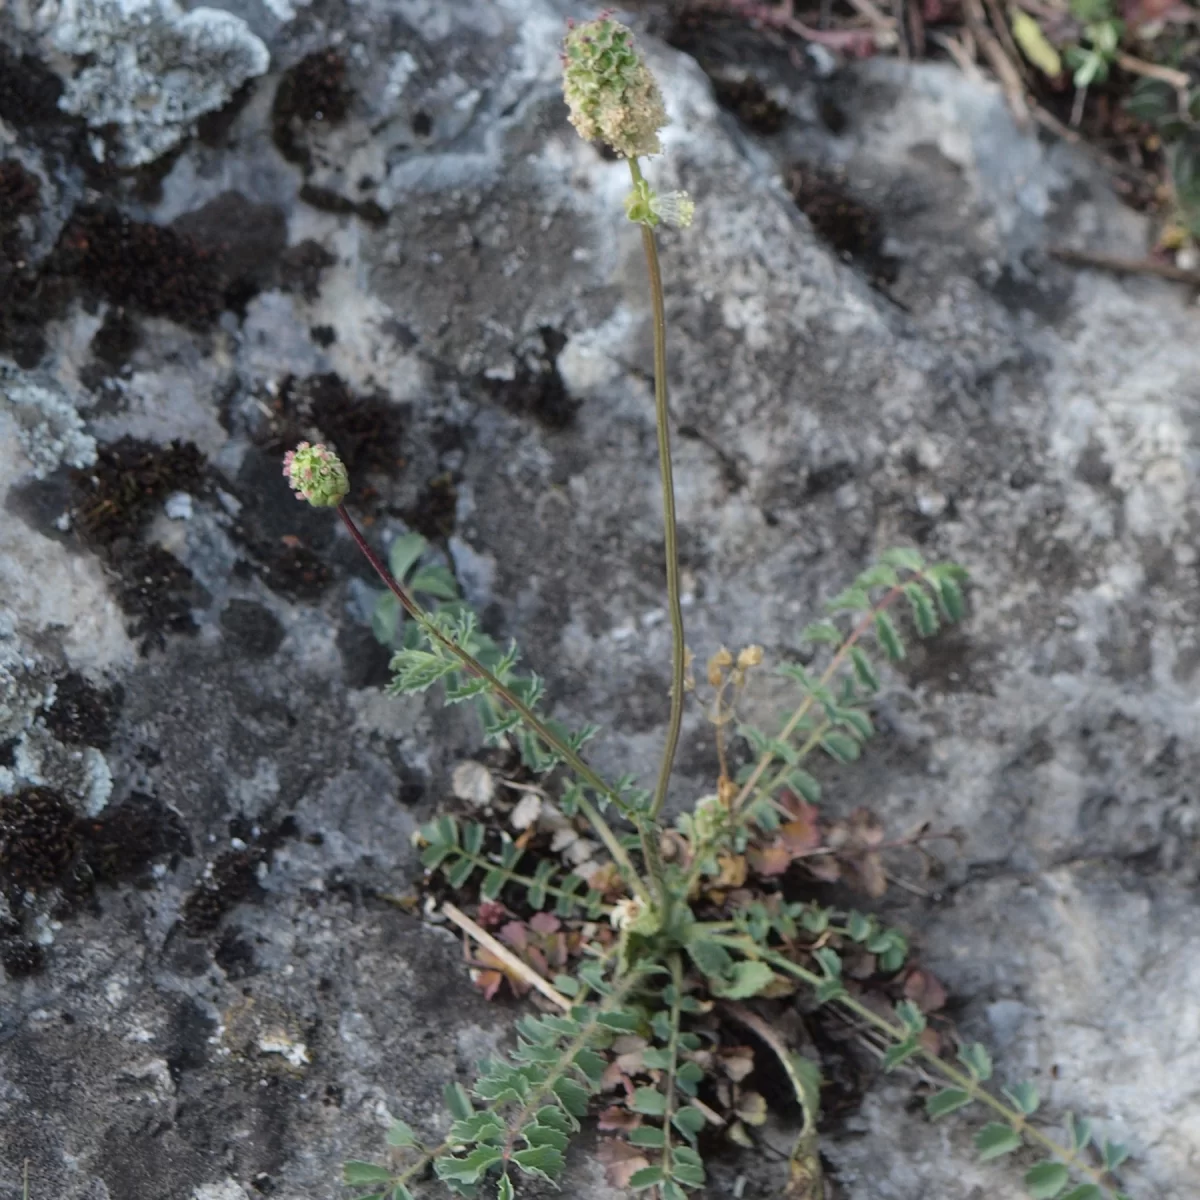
974;1122;1022;1161
1024;1162;1070;1199
925;1088;973;1119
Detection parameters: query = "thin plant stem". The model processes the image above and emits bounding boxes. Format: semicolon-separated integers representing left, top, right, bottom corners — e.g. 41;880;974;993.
629;157;687;826
712;935;1119;1197
336;503;651;906
661;951;685;1177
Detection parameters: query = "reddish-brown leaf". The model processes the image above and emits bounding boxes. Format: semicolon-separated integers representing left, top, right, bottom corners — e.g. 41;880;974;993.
748;843;792;877
597;1139;650;1189
470;968;505;1001
597;1104;642;1132
499;921;528;951
528;911;561;935
476;900;508;928
903;968;948;1014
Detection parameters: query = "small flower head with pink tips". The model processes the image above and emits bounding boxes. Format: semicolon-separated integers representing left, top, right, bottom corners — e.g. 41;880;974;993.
561;15;667;159
283;441;349;507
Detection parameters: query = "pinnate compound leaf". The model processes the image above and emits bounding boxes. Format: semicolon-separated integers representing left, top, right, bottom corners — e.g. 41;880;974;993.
711;960;776;999
387;1120;418;1147
524;1123;569;1153
436;1146;504;1185
1024;1162;1070;1199
1066;1112;1091;1152
629;1126;666;1148
821;730;861;763
511;1145;564;1182
393;1185;415;1200
388;532;428;580
894;1000;926;1034
598;1009;643;1032
450;1111;506;1145
904;581;939;636
627;1167;666;1191
1103;1141;1130;1171
934;575;965;621
882;1037;921;1072
410;564;460;600
445;1082;475;1120
496;1174;514;1200
673;1105;707;1139
552;1076;591;1117
849;645;880;692
874;611;905;661
1003;1081;1040;1115
786;768;822;805
925;1088;972;1119
1060;1187;1104;1200
956;1042;993;1081
446;855;475;888
687;938;734;980
344;1162;393;1185
661;1183;689;1200
881;547;924;572
631;1086;667;1116
975;1122;1023;1161
801;620;843;645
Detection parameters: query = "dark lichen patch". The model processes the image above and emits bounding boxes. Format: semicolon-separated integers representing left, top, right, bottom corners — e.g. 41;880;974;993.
182;845;267;935
71;437;206;547
40;671;124;750
171;191;289;314
220;599;286;659
0;159;40;229
260;543;335;601
182;818;302;936
271;49;352;167
1;936;46;978
111;542;205;644
902;631;993;696
336;621;393;691
196;79;258;147
89;306;140;370
57;205;226;328
0;787;80;892
787;165;897;286
68;438;207;645
0;46;68;130
279;372;405;478
279;239;335;301
214;926;258;979
484;326;576;429
77;793;192;886
0;158;65;368
711;75;788;135
167;996;218;1080
405;470;458;540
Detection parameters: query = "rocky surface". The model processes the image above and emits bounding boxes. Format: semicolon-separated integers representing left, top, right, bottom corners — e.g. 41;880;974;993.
2;1;1199;1198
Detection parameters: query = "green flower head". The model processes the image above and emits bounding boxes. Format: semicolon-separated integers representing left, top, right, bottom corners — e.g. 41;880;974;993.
562;14;668;159
283;441;349;507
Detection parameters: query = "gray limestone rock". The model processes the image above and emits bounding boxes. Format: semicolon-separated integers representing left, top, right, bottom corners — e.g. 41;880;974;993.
0;1;1198;1198
48;0;270;167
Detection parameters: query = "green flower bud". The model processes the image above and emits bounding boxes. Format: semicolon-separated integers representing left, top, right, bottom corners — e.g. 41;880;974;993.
562;15;667;159
625;178;695;228
283;441;349;507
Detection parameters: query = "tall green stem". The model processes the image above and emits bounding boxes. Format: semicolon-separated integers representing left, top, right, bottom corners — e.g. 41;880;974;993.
629;158;687;826
337;503;650;906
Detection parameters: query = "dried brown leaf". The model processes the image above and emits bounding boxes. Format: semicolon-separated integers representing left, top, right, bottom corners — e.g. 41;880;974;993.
598;1139;650;1189
903;967;948;1014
